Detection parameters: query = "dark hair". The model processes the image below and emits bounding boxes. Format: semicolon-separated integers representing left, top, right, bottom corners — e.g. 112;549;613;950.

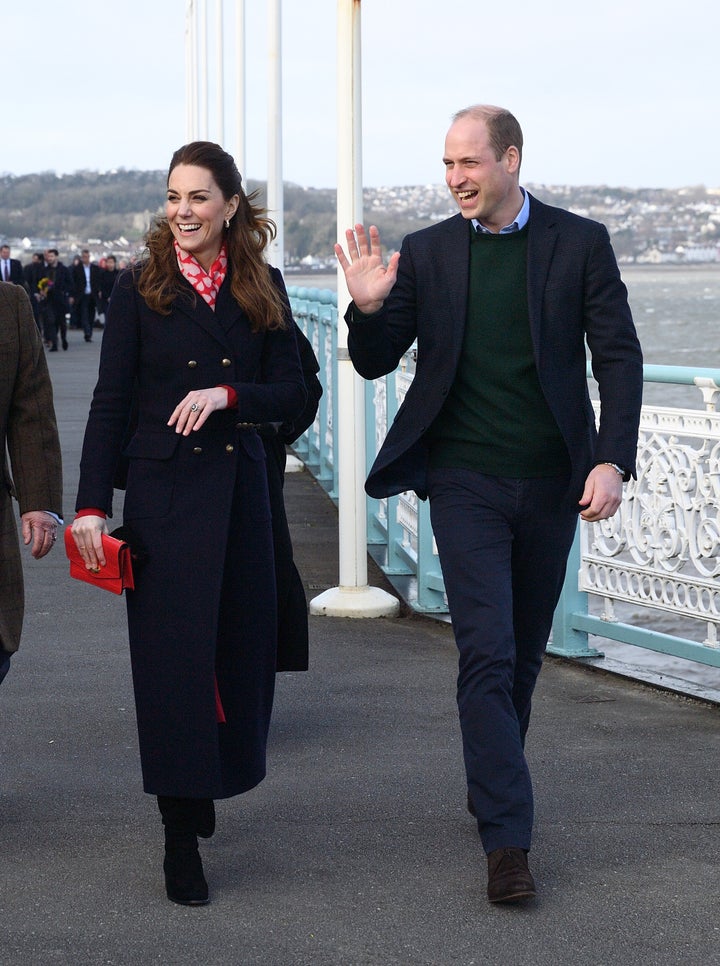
138;141;285;330
452;105;523;168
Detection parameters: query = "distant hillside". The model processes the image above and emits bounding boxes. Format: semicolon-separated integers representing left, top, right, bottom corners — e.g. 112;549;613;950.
0;169;339;265
0;170;718;265
0;170;166;244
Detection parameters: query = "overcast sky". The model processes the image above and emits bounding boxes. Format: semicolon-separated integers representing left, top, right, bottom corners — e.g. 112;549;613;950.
4;0;718;190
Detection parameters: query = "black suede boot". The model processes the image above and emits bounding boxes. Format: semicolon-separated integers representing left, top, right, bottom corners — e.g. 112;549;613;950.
157;796;210;906
193;798;216;839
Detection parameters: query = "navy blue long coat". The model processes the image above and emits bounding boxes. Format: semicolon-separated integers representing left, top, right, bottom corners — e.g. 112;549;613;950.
76;266;306;799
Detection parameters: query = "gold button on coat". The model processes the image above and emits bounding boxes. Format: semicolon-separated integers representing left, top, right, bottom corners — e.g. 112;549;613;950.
193;446;203;454
188;360;198;368
225;444;234;453
221;358;232;367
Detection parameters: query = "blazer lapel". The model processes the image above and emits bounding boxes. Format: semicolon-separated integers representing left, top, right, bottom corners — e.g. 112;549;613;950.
526;195;559;344
437;213;471;344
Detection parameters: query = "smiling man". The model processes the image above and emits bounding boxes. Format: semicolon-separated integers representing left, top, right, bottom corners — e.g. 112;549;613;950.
336;104;643;904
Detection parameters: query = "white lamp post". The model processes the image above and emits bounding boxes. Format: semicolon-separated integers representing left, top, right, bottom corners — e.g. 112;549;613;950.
266;0;283;270
309;0;399;618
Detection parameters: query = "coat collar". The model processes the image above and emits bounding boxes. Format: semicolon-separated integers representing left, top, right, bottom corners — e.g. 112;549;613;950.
173;273;243;349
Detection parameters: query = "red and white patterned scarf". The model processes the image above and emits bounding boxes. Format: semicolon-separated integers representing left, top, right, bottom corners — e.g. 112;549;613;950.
174;239;228;310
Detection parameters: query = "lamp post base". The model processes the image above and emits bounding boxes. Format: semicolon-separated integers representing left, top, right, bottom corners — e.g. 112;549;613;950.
309;585;400;618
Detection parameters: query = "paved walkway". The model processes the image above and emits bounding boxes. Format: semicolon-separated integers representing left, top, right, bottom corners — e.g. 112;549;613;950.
2;328;720;965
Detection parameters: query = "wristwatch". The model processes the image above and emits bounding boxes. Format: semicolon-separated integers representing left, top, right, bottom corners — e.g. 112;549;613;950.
599;462;625;478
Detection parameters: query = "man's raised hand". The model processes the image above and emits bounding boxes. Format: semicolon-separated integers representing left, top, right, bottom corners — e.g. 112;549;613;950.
334;224;400;314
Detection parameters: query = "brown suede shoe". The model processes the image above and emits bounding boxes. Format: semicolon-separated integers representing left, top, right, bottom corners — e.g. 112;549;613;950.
487;847;536;903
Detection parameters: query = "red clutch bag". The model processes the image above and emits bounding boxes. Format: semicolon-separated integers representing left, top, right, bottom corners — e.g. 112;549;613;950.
64;529;135;595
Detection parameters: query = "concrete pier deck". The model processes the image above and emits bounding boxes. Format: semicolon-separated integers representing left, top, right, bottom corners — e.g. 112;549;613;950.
2;329;719;965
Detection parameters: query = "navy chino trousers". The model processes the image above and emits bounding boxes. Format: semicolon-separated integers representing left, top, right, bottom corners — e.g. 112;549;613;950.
427;467;579;854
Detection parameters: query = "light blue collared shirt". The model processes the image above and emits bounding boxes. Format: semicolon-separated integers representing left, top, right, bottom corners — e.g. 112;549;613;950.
472;187;529;235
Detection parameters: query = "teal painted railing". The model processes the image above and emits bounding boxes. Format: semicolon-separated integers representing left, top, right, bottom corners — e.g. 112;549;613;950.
288;285;720;664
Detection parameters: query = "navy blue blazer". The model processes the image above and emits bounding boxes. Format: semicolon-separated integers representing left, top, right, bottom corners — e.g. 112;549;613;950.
2;258;24;286
347;194;643;504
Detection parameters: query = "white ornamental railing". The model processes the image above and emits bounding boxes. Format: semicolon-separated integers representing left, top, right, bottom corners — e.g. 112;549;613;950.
288;286;720;668
572;400;720;652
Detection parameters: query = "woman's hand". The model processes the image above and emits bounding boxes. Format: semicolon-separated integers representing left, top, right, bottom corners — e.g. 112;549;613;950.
334;224;400;314
70;515;109;571
168;387;229;436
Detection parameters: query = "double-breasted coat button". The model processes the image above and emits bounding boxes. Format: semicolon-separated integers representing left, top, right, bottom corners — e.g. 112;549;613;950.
225;444;234;453
221;358;232;367
187;360;198;368
193;446;203;454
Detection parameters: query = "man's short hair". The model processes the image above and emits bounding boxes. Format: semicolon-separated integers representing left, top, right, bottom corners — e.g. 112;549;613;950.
452;104;523;167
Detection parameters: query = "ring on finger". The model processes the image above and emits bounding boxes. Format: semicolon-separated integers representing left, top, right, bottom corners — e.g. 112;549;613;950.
190;403;200;412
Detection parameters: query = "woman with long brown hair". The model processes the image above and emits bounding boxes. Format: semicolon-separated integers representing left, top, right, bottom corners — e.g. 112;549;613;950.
70;142;306;906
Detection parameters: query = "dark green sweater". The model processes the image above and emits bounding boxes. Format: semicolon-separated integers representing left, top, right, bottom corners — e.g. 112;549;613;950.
428;224;569;477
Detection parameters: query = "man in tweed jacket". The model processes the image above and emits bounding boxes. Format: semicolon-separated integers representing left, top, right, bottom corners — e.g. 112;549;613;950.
0;282;63;684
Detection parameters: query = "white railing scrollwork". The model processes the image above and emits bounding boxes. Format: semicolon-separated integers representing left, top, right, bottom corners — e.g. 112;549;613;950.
580;404;720;648
288;286;720;669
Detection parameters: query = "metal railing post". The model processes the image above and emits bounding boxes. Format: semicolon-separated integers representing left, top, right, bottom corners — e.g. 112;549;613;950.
548;528;603;658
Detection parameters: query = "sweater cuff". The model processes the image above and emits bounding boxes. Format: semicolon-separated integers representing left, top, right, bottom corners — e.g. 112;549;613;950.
75;508;107;519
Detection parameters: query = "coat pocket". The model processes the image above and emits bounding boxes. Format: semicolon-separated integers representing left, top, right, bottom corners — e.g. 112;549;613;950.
123;432;180;519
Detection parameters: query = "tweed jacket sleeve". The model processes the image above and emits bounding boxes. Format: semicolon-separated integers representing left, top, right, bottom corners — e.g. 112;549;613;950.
0;283;63;516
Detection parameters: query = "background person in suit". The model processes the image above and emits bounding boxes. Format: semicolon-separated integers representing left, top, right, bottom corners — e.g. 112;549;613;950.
23;252;47;329
41;249;73;351
72;249;102;342
0;244;25;286
96;254;119;323
0;283;63;685
70;141;306;907
336;104;643;905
